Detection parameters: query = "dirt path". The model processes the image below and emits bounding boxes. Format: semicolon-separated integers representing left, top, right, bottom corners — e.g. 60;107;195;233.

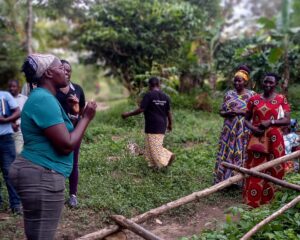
123;199;240;240
96;101;109;111
0;192;241;240
55;196;240;239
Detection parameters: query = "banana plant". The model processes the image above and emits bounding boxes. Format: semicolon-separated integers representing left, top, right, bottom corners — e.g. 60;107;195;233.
233;0;300;93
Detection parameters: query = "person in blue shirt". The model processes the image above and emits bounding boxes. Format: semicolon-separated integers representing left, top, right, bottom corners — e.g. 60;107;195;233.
8;53;97;240
0;90;21;214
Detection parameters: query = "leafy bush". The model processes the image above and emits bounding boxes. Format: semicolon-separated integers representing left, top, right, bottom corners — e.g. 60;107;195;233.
170;88;223;114
184;174;300;240
288;84;300;111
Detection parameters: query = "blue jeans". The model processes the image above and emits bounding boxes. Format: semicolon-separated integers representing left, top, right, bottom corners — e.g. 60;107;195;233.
0;134;20;209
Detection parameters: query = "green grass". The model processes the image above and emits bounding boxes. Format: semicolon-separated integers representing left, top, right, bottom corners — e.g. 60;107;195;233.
79;100;224;217
0;99;240;238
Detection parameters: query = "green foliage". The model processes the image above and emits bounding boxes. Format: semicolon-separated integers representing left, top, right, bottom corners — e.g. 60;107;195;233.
214;38;257;85
0;1;25;87
78;0;211;92
213;1;300;91
185;174;300;240
0;23;25;87
288;84;300;111
291;0;300;27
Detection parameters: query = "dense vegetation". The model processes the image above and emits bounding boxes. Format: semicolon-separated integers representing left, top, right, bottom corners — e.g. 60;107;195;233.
1;0;300;93
1;0;300;239
185;174;300;240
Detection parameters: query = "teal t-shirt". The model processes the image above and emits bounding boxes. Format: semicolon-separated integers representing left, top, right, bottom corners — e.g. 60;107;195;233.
21;88;74;177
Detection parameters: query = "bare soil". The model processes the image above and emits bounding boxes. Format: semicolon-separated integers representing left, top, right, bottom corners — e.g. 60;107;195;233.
0;197;240;240
124;199;240;240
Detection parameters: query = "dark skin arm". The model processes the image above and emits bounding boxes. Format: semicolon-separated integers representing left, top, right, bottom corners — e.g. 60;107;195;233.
121;108;144;119
43;101;97;155
219;110;235;118
167;111;172;131
244;110;290;136
122;108;173;132
0;107;20;123
244;110;264;136
259;112;290;130
219;109;246;118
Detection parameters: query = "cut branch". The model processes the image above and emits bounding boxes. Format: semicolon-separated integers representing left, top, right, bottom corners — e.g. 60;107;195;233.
77;151;300;240
241;194;300;240
111;215;163;240
222;162;300;192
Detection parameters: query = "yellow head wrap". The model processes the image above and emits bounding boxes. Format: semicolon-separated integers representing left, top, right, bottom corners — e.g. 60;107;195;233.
234;70;249;81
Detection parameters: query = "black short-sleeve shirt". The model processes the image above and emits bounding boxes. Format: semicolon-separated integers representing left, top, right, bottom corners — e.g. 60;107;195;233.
56;82;85;117
140;90;171;134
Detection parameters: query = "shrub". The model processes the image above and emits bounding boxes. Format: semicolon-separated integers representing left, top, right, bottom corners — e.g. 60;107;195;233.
184;174;300;240
288;84;300;111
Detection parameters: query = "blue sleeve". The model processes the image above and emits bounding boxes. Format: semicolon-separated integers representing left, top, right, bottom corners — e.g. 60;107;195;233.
31;96;64;129
6;92;18;109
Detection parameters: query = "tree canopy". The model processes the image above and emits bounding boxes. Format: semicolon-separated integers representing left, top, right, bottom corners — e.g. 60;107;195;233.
78;0;219;92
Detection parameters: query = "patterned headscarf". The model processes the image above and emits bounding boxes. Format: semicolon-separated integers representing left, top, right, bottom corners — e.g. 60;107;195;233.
26;53;58;79
234;70;249;81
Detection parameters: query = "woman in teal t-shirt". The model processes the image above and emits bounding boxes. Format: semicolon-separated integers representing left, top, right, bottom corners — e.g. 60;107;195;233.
9;53;97;240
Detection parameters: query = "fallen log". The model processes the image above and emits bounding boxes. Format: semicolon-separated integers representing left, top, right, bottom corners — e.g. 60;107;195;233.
240;194;300;240
77;151;300;240
222;162;300;192
111;215;163;240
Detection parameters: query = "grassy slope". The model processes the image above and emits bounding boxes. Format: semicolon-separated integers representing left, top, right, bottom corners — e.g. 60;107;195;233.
80;100;226;216
0;100;241;239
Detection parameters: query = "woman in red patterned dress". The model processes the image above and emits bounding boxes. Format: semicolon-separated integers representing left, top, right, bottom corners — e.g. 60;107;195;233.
243;73;290;208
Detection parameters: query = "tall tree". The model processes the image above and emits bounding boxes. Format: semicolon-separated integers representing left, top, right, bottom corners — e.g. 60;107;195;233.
282;0;290;94
78;0;202;93
0;0;25;87
25;0;33;54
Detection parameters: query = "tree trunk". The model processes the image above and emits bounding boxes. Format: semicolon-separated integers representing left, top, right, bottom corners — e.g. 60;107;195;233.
25;0;33;54
208;72;217;92
282;37;289;95
179;72;199;93
281;0;290;95
121;68;133;94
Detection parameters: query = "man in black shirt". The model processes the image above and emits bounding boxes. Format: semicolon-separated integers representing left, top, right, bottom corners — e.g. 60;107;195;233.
122;77;175;168
56;60;85;207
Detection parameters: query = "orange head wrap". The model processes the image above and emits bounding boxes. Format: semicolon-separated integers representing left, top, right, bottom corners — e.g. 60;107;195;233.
234;70;249;81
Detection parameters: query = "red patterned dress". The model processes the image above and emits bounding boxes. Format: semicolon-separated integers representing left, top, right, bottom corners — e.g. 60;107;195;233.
243;94;290;208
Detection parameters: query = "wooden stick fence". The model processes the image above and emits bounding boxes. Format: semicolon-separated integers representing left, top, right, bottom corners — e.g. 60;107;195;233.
222;162;300;192
240;195;300;240
110;215;164;240
77;151;300;240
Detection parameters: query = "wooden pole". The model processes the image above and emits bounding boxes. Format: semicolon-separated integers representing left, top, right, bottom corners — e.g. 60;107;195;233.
111;215;163;240
241;194;300;240
222;162;300;192
77;151;300;240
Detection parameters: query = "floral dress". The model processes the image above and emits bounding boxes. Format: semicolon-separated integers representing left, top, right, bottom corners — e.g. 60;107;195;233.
243;94;290;208
214;89;255;184
283;132;300;171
